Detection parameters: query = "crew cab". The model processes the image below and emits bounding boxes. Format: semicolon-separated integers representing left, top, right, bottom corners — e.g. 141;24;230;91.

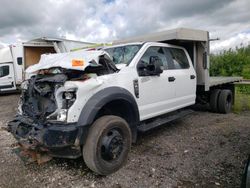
8;28;241;175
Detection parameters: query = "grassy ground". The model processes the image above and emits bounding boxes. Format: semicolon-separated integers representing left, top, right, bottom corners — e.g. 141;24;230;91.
233;83;250;112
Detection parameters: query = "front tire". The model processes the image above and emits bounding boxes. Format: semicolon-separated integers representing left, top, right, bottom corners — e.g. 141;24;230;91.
241;156;250;188
83;115;132;175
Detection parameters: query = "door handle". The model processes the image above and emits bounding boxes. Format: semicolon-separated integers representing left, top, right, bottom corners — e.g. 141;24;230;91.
168;76;176;82
190;75;196;79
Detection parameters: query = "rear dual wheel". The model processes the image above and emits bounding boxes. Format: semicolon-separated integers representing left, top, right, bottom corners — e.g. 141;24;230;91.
210;89;221;113
210;89;233;114
83;115;132;175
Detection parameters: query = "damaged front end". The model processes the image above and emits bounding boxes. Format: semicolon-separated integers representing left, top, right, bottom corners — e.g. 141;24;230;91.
9;71;83;160
8;51;117;161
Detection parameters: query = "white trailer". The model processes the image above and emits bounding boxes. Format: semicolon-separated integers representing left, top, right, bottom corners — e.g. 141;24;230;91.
0;37;95;92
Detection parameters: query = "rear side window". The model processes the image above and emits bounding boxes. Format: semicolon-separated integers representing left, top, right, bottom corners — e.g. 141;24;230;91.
0;65;10;77
168;48;190;69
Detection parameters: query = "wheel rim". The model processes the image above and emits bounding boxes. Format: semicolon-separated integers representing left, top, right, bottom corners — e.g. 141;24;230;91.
100;128;124;161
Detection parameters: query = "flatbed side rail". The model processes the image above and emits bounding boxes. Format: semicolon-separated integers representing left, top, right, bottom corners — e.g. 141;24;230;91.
209;76;243;88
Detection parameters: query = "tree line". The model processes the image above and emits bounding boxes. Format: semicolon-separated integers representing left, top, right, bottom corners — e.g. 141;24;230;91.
210;45;250;79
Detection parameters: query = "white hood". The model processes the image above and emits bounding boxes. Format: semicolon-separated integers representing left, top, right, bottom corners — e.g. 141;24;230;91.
26;49;109;73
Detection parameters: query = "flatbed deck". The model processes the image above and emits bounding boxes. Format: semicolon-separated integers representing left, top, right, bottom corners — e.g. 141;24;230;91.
209;77;242;87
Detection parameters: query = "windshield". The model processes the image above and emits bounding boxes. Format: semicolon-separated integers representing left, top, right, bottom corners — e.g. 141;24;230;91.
104;45;142;65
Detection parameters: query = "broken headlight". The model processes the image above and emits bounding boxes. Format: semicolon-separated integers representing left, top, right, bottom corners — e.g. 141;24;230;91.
64;92;74;100
55;91;76;122
63;91;76;109
57;109;67;122
21;80;29;90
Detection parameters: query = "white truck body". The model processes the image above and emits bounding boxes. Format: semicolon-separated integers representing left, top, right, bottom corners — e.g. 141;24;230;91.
0;37;95;92
63;42;196;122
8;28;242;175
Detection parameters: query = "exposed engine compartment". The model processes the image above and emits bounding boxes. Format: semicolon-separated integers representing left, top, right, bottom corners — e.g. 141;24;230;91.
21;74;65;121
20;54;118;122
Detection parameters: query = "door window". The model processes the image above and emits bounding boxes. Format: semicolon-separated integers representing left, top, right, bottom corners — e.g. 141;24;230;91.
140;46;169;70
167;48;190;69
0;65;10;77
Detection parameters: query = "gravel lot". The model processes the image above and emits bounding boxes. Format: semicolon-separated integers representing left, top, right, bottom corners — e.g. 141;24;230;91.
0;93;250;188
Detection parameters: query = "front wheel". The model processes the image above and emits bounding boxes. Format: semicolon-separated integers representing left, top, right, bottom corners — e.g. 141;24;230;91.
83;115;132;175
241;156;250;188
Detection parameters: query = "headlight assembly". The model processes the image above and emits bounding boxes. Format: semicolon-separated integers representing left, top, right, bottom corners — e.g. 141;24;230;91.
21;80;29;90
64;91;74;100
63;91;76;109
57;109;67;122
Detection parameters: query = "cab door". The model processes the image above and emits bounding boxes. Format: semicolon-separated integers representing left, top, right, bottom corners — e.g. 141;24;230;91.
136;46;176;121
0;63;16;91
166;47;196;107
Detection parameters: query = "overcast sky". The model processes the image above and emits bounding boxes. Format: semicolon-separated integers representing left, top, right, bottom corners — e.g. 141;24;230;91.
0;0;249;52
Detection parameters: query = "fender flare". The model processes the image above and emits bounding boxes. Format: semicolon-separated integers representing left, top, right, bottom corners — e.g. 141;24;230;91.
77;87;140;141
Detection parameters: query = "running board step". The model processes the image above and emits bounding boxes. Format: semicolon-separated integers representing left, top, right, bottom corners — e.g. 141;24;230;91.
137;109;193;132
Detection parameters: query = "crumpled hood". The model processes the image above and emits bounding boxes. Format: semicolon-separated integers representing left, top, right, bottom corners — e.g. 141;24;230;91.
26;49;110;73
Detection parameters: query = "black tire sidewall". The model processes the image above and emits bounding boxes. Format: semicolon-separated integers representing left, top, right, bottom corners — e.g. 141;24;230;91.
210;89;221;113
83;115;132;175
96;122;131;173
241;155;250;188
218;90;232;114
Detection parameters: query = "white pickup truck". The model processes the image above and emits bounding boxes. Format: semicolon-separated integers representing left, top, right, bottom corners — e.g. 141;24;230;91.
8;28;241;175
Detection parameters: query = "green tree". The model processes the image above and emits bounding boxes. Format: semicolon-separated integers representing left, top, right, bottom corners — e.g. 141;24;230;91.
210;45;250;79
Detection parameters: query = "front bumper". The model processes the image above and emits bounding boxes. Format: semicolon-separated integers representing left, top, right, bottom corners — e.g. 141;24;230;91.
8;115;87;159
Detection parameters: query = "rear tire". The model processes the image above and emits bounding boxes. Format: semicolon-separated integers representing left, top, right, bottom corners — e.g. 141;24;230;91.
210;89;221;113
241;155;250;188
83;115;132;175
218;89;232;114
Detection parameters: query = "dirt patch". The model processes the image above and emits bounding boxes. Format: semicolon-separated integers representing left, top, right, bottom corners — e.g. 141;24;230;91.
0;94;250;188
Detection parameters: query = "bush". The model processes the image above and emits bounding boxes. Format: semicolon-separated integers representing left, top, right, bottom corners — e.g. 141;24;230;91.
210;45;250;79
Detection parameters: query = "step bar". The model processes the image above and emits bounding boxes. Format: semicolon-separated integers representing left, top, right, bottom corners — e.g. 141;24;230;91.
137;109;194;132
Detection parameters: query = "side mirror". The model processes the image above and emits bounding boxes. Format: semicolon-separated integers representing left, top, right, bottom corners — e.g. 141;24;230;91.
137;56;163;76
137;62;148;76
149;56;163;75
